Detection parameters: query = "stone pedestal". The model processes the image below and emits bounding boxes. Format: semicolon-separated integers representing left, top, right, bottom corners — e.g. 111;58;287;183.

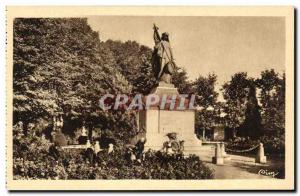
221;142;231;161
138;83;202;152
212;143;224;165
255;143;267;164
150;82;179;96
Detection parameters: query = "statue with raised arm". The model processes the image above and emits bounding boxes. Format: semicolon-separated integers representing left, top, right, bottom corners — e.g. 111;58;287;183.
152;24;176;84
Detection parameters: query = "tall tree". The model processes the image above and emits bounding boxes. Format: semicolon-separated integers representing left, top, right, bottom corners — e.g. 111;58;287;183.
132;52;156;95
172;67;193;94
193;74;219;139
241;82;263;138
256;69;285;135
13;18;134;142
222;72;250;138
102;40;155;94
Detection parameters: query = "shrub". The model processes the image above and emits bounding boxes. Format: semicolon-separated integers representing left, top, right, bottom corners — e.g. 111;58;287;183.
13;135;214;180
53;133;68;146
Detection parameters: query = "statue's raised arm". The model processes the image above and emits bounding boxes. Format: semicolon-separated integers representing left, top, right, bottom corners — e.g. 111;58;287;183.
153;23;161;45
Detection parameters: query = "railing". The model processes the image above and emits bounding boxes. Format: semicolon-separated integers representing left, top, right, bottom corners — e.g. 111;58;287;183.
225;144;260;153
211;142;267;165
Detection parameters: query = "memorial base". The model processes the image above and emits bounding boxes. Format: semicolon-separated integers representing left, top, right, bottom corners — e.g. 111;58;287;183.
138;84;202;152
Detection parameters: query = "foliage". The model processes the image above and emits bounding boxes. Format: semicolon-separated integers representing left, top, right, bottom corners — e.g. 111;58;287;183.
226;135;285;155
193;73;218;108
222;70;285;140
241;83;263;138
13;18;145;143
193;74;219;138
172;68;193;94
256;69;285;135
222;72;251;137
102;40;156;95
13;135;214;180
53;133;68;146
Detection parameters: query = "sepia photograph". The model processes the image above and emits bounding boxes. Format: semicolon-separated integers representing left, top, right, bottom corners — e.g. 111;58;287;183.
6;6;294;190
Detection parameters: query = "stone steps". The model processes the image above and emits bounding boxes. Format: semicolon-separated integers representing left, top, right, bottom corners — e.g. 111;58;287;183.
183;145;214;151
183;145;216;160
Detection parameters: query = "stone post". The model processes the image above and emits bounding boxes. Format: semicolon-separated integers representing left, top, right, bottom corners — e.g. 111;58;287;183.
212;143;224;165
255;143;267;164
221;142;231;161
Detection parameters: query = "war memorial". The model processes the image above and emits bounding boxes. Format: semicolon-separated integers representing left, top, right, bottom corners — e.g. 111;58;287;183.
10;14;289;186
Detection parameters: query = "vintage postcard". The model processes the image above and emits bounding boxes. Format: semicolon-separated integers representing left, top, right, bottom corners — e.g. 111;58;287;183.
6;6;294;190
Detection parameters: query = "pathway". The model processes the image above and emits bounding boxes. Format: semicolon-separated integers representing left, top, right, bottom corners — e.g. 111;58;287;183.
186;145;283;179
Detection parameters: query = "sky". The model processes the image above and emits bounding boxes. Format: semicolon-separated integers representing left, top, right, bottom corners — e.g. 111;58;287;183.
87;16;285;94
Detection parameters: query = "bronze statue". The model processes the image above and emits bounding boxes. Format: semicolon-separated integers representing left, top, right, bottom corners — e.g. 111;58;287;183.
152;24;176;84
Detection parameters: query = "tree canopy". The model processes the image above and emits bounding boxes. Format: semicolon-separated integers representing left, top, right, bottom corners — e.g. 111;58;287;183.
13;18;147;142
